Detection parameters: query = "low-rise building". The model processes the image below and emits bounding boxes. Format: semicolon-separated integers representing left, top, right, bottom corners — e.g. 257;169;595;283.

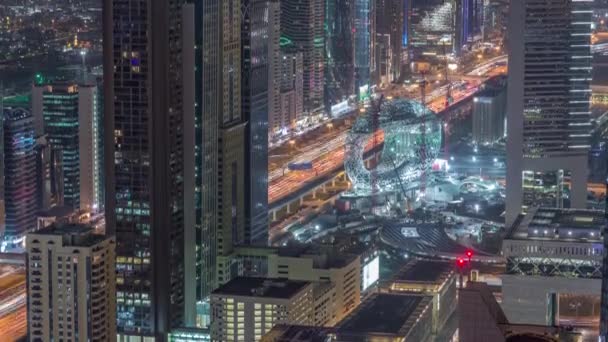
459;282;582;342
386;259;457;336
210;277;314;341
334;293;433;342
502;207;603;327
268;244;361;326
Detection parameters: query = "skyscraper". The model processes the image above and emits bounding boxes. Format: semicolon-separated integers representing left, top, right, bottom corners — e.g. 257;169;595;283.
103;0;195;338
376;0;404;82
325;0;355;110
281;0;325;118
197;0;246;324
279;49;305;132
268;0;282;140
33;84;81;209
506;0;593;227
3;107;37;243
354;0;374;97
26;223;116;341
31;83;103;212
242;0;270;246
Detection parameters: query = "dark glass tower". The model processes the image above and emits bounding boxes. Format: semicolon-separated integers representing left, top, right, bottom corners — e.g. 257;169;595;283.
103;0;189;338
3;108;37;242
242;0;270;246
325;0;355;109
281;0;325;115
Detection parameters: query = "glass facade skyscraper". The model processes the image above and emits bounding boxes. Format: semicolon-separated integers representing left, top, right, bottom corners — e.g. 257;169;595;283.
325;0;355;108
39;84;80;209
281;0;325;116
242;0;270;246
506;0;593;227
103;0;193;338
3;108;37;242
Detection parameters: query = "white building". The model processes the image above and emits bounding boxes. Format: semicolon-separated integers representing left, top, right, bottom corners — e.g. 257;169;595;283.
506;0;593;227
26;223;116;341
210;277;313;341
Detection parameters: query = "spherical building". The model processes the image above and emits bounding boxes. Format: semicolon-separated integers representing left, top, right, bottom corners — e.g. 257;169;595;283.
344;99;442;197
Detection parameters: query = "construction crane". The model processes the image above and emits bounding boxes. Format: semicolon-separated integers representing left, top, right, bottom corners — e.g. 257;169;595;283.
442;43;454;162
418;72;428;197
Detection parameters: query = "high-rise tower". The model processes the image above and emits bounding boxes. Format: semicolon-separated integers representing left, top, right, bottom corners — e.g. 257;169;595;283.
506;0;593;227
196;0;246;326
242;0;271;246
281;0;325;117
103;0;194;338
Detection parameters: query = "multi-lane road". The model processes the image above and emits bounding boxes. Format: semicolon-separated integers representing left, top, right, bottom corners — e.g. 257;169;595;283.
0;266;26;341
268;56;508;205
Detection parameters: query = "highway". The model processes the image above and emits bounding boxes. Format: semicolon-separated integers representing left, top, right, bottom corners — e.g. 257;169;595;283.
0;266;27;341
268;56;508;205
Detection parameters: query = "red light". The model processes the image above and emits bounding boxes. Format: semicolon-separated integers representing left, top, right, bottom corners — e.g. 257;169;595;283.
457;258;465;267
466;250;473;258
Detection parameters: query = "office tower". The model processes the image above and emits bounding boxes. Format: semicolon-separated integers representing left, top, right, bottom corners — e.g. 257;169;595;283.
103;0;195;337
506;0;593;227
26;223;116;341
503;208;602;326
278;49;304;134
31;83;102;211
354;0;374;95
210;278;314;341
375;0;404;83
242;0;270;246
32;84;80;209
325;0;355;111
3;107;37;242
408;0;456;60
281;0;325;117
455;0;484;53
472;81;506;145
268;0;282;140
198;0;246;322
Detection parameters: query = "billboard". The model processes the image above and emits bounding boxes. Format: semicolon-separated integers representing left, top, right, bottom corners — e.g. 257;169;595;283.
362;256;380;291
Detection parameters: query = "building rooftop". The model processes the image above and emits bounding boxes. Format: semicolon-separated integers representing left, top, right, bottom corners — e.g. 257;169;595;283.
506;207;604;243
29;223;106;247
264;325;333;342
336;293;431;336
212;277;310;299
393;259;454;283
277;243;358;269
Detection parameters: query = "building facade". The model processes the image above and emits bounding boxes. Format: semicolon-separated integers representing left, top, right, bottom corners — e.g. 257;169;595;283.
26;224;116;341
3;108;37;242
506;0;593;226
281;0;325;117
502;208;603;326
324;0;355;111
267;248;361;326
472;84;506;145
210;278;313;341
277;49;304;135
31;83;103;212
103;0;194;337
242;0;270;246
376;0;404;83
